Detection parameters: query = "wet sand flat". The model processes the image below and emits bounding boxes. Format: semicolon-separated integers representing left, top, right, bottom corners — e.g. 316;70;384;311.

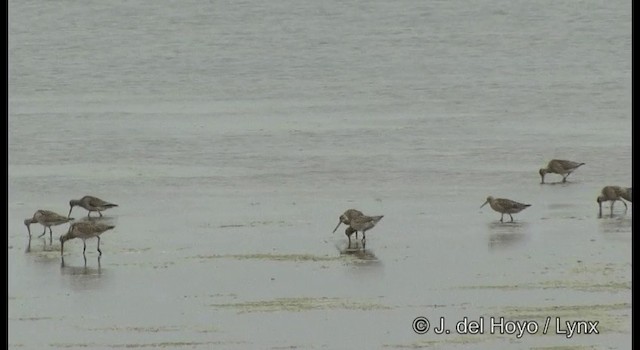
8;115;631;349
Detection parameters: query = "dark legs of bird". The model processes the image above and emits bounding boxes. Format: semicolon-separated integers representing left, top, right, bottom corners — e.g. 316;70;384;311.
38;227;46;238
611;201;615;216
83;240;87;255
99;211;103;217
509;214;514;222
500;213;504;222
49;227;53;242
598;203;603;218
97;236;102;256
87;211;91;218
362;231;367;242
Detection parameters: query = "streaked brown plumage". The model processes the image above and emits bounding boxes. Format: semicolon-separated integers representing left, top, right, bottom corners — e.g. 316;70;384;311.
24;210;74;240
597;186;632;216
68;195;118;218
539;159;585;184
480;196;531;222
332;209;364;233
60;221;116;256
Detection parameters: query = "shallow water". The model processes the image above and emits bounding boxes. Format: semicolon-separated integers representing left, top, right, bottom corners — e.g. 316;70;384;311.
9;0;631;349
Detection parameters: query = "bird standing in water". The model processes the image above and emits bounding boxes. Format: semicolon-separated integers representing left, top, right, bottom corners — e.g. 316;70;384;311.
60;221;116;256
539;159;585;184
24;210;74;240
68;195;118;218
480;196;531;222
597;186;632;217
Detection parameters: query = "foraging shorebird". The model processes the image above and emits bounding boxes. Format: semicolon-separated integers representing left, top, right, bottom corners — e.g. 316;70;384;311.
597;186;632;217
24;210;74;240
539;159;585;184
480;196;531;222
68;195;118;218
347;215;384;241
332;209;364;234
60;221;116;256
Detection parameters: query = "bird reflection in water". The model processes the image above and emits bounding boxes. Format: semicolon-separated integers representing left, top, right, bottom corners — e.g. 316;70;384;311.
61;255;102;274
487;221;529;250
24;235;57;253
337;240;379;262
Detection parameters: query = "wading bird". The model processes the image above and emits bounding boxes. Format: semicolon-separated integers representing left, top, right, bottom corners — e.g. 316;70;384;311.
480;196;531;222
24;210;74;240
60;221;116;256
539;159;585;184
597;186;632;217
68;195;118;218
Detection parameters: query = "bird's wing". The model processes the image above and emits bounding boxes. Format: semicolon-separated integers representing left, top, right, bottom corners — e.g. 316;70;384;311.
499;198;527;210
88;196;109;207
548;160;567;173
557;160;583;170
36;210;67;221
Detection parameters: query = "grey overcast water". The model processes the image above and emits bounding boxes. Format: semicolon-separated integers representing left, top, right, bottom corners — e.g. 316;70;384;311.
8;0;631;349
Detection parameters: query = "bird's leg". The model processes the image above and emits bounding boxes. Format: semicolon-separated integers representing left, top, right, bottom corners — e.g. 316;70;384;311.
611;201;615;216
500;213;504;222
509;214;514;222
49;227;53;241
598;203;603;218
83;240;87;255
99;211;103;217
97;236;102;256
355;231;358;239
87;211;91;218
362;231;366;241
38;226;46;238
622;200;628;210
